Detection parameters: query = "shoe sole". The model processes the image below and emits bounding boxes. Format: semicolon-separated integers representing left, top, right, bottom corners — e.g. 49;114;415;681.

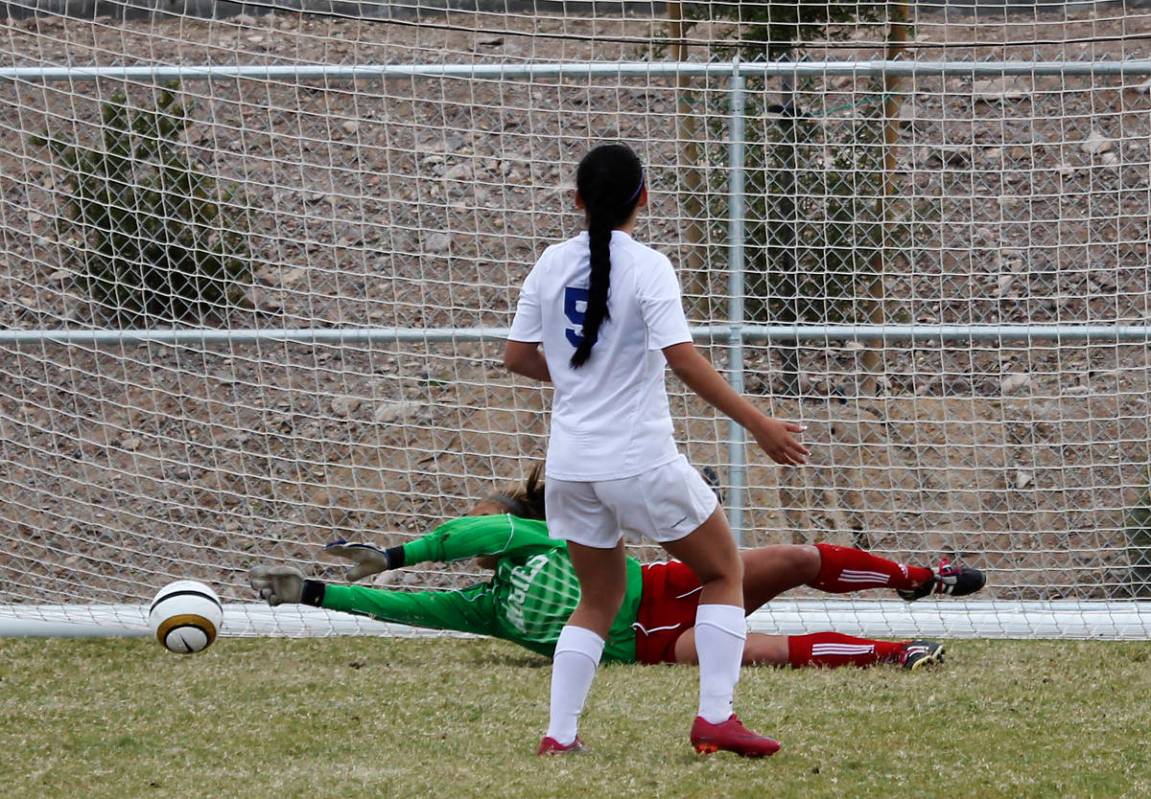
900;568;986;602
537;738;587;755
692;741;779;757
906;642;946;671
952;571;987;598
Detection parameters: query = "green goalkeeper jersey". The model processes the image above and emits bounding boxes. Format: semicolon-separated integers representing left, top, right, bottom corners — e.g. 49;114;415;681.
318;515;644;663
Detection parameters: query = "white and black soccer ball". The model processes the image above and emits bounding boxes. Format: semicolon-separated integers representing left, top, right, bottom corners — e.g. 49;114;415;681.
148;580;223;654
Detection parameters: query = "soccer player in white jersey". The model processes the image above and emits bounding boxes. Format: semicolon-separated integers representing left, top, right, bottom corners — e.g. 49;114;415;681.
504;143;811;757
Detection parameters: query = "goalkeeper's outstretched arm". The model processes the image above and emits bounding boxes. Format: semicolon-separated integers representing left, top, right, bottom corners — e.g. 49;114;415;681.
249;565;501;637
323;514;560;583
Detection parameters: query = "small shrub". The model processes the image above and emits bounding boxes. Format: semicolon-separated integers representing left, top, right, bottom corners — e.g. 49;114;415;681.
1124;475;1151;598
682;1;884;62
674;3;901;391
31;85;252;326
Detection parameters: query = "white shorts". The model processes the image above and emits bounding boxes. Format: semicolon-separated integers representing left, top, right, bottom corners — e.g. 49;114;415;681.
544;455;721;549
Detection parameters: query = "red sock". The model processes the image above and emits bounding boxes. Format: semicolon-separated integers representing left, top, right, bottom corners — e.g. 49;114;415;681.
809;543;932;593
787;632;905;668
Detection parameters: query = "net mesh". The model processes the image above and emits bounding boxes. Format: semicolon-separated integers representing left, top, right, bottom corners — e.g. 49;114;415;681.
2;1;1150;637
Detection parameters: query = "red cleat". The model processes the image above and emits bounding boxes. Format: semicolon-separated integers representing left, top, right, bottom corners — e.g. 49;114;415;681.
690;715;781;758
537;736;586;755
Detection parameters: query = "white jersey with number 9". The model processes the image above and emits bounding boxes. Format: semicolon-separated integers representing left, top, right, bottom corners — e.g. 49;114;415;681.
508;230;693;482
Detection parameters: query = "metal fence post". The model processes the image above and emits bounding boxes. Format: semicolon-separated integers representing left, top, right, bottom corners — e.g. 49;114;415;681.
727;61;747;546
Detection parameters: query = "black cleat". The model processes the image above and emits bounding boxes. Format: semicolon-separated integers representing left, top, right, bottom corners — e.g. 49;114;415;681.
897;558;986;602
900;640;945;671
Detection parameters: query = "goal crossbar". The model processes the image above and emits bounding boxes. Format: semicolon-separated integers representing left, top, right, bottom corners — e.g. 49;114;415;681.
1;60;1150;85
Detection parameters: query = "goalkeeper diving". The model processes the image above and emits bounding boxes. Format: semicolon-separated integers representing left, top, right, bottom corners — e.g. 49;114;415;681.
250;467;985;670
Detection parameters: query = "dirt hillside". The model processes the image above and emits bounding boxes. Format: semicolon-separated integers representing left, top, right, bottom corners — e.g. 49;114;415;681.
2;5;1150;604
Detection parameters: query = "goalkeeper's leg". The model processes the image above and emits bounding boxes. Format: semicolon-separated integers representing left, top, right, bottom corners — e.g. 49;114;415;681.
740;544;937;612
673;629;937;670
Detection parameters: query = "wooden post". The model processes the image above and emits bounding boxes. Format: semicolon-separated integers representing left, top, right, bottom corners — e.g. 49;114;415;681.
859;2;911;396
834;3;913;549
667;2;710;316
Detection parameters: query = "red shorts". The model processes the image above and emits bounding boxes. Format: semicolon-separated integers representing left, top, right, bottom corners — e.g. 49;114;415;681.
634;561;703;665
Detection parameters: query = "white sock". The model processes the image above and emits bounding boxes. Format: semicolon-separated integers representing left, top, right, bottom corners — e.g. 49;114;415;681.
694;604;747;724
545;625;605;745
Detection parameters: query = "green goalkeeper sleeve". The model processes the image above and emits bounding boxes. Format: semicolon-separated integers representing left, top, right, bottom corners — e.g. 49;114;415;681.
319;582;514;644
317;542;641;663
389;515;561;569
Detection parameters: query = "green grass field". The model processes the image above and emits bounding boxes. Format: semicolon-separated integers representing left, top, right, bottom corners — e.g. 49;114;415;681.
2;637;1148;799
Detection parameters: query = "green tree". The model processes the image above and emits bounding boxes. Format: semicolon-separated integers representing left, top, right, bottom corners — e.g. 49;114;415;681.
683;1;883;62
675;2;902;394
741;85;888;334
32;85;252;326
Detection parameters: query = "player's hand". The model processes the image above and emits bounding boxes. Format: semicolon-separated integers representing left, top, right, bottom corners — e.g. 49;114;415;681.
751;417;810;465
249;565;305;606
324;539;391;581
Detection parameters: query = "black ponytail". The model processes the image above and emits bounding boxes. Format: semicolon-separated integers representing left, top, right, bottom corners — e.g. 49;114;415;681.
570;143;645;369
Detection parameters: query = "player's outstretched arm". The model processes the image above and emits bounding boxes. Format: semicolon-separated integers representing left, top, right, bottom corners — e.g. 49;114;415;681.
249;563;503;639
402;516;559;564
662;342;810;466
330;517;560;580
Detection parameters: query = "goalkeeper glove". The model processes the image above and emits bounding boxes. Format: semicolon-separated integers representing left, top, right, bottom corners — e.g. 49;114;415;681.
324;539;392;581
249;565;307;606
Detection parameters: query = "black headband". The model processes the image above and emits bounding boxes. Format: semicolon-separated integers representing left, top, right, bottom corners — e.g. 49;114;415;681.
625;171;645;204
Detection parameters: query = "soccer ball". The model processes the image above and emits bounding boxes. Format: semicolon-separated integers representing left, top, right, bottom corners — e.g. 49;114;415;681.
148;580;223;654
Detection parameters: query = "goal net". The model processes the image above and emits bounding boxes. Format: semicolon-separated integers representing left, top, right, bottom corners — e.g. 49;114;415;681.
1;1;1149;640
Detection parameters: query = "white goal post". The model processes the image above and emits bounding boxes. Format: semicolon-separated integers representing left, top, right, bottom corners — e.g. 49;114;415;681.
2;3;1151;641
